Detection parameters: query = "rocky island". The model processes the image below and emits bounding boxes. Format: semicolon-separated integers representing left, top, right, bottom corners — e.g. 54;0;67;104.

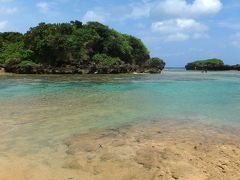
0;21;165;74
185;58;240;71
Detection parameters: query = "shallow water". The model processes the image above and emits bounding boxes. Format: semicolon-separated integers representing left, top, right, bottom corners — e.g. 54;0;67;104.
0;70;240;179
0;70;240;151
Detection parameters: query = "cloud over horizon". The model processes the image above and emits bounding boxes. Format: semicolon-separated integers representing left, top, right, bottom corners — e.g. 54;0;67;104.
36;2;50;14
148;0;222;42
151;18;208;41
151;0;222;18
82;10;107;23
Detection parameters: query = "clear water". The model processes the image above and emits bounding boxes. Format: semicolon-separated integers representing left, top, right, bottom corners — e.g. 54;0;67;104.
0;70;240;153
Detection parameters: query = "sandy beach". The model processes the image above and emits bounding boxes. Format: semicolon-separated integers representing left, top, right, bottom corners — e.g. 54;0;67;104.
0;72;240;180
0;120;239;180
0;68;5;75
0;0;240;178
0;68;12;76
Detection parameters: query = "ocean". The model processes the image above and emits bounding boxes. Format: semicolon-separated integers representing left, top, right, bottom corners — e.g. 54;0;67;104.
0;70;240;179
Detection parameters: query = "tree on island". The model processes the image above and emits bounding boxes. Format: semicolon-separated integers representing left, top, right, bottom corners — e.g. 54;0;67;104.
0;21;165;74
185;58;240;71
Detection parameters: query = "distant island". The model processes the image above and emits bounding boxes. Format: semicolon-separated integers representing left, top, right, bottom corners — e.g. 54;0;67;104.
0;21;165;74
185;58;240;71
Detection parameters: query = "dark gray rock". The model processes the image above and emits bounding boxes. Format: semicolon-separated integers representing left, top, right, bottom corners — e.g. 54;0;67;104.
4;58;165;74
186;62;240;71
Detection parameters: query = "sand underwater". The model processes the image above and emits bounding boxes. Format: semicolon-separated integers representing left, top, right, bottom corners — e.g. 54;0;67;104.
0;70;240;179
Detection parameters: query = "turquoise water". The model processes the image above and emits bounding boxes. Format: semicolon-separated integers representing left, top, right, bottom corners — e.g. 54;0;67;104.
0;70;240;152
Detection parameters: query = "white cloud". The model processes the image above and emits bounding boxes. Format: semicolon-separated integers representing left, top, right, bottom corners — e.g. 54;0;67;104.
0;21;8;32
0;7;17;14
167;33;189;41
82;10;107;23
82;2;150;23
79;0;219;43
152;18;208;33
80;0;222;23
36;2;50;13
151;18;208;41
151;0;222;18
127;1;150;19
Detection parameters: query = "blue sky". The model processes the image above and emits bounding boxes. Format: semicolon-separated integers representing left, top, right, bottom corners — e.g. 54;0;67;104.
0;0;240;66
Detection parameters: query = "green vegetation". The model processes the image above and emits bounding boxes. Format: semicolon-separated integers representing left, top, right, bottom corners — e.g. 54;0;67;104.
0;21;165;73
0;32;33;64
17;60;38;68
0;21;145;65
92;54;122;65
190;58;224;66
185;58;240;71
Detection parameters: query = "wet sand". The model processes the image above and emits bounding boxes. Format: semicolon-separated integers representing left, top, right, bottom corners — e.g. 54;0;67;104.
0;68;12;76
0;120;240;180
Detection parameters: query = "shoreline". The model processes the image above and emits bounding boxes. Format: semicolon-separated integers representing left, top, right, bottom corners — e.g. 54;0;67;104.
1;69;240;76
0;71;240;179
0;119;239;180
0;68;12;76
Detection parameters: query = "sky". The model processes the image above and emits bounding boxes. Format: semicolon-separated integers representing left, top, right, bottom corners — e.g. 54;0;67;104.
0;0;240;67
